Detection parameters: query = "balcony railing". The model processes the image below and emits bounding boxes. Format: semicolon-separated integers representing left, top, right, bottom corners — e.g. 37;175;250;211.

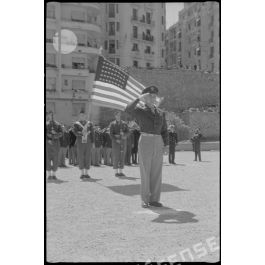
131;16;155;26
142;34;155;43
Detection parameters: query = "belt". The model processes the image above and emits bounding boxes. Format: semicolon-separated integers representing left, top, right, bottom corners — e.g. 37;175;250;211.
141;132;160;136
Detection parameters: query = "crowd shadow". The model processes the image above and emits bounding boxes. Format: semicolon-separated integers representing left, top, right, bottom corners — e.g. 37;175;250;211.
81;178;102;183
163;163;186;166
116;175;139;181
46;179;68;184
150;206;198;224
106;183;188;197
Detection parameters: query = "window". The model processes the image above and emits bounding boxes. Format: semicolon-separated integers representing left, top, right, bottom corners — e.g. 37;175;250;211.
197;48;201;56
132;43;139;51
64;79;68;86
72;80;86;90
146;12;151;24
145;46;151;54
196;17;201;27
76;33;86;46
162;32;164;41
198;60;201;70
133;26;138;38
197;34;201;42
72;103;86;116
146;62;151;68
116;58;120;66
109;22;115;36
46;54;56;67
109;4;115;18
116;22;120;32
46;77;56;90
109;40;115;53
104;40;108;50
162;16;164;25
72;57;85;69
161;49;164;58
46;30;55;43
132;8;138;20
210;30;214;43
178;42;181;52
211;63;214;72
210;46;214;58
47;5;55;19
46;102;56;114
133;60;138;67
71;10;85;22
177;30;181;38
116;40;119;49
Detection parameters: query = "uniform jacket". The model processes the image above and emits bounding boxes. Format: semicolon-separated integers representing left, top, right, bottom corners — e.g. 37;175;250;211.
68;128;76;147
73;120;94;144
94;129;103;148
191;133;202;151
109;120;129;146
46;120;63;148
168;131;178;146
125;98;168;146
102;130;112;148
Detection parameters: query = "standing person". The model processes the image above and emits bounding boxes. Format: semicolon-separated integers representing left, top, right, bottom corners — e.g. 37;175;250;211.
109;111;129;177
92;126;102;166
68;126;77;165
102;127;112;166
125;86;168;208
132;127;140;164
73;110;95;179
168;125;178;164
125;127;134;166
191;128;203;162
58;125;70;167
46;111;63;180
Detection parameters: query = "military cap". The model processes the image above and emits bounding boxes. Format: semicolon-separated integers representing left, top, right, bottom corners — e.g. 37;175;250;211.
141;85;159;95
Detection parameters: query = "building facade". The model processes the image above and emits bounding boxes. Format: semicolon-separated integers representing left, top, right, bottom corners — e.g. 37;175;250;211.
165;2;220;73
102;3;166;68
46;2;103;125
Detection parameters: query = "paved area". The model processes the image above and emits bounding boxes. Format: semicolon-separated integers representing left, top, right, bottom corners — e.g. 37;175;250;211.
46;151;220;262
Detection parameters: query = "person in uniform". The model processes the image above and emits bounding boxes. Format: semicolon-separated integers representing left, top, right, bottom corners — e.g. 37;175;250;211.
168;125;178;164
58;125;70;167
73;109;95;179
125;126;134;166
102;127;112;166
46;111;63;180
109;111;129;177
92;125;102;166
132;126;141;164
68;126;77;165
191;128;202;162
125;86;168;208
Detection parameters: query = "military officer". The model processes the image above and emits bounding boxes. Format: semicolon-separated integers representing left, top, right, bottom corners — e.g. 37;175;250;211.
168;125;178;164
46;110;63;180
109;111;129;177
191;128;202;162
125;86;168;208
73;109;95;179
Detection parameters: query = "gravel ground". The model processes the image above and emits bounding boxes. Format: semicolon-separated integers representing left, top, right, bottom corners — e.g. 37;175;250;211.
46;151;220;263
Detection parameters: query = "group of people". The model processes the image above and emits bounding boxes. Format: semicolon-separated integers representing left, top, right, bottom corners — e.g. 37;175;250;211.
46;85;203;208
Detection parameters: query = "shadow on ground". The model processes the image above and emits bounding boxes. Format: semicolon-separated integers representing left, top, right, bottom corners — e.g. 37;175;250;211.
46;179;69;184
81;178;102;183
150;207;198;224
106;183;188;196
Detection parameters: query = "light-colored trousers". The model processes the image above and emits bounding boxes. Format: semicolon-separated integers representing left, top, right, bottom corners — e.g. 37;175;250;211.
138;134;164;203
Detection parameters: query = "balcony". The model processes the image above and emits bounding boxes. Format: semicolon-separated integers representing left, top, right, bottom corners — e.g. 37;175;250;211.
142;34;155;43
131;16;155;27
72;3;100;13
61;19;101;33
131;34;141;42
61;65;90;76
131;50;141;59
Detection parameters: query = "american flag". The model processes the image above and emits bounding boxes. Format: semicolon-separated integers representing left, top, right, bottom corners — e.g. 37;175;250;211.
91;56;145;110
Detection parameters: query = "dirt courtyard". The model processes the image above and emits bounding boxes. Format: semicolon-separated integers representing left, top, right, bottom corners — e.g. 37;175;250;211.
46;151;220;262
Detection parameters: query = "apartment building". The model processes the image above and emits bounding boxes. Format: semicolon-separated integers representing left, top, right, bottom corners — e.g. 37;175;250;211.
46;2;103;125
166;2;220;73
102;3;166;68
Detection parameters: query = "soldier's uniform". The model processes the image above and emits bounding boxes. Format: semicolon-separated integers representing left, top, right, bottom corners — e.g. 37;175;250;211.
168;129;178;164
109;119;129;174
191;130;202;161
46;113;63;180
132;128;140;164
102;128;112;166
125;129;134;165
73;118;94;178
92;127;102;166
125;86;168;207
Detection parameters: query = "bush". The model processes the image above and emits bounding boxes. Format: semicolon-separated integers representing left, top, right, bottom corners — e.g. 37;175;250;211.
166;112;191;141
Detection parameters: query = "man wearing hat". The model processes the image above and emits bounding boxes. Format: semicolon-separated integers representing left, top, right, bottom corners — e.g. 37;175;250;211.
73;109;95;179
168;125;178;164
46;110;63;180
125;86;168;208
109;110;129;177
